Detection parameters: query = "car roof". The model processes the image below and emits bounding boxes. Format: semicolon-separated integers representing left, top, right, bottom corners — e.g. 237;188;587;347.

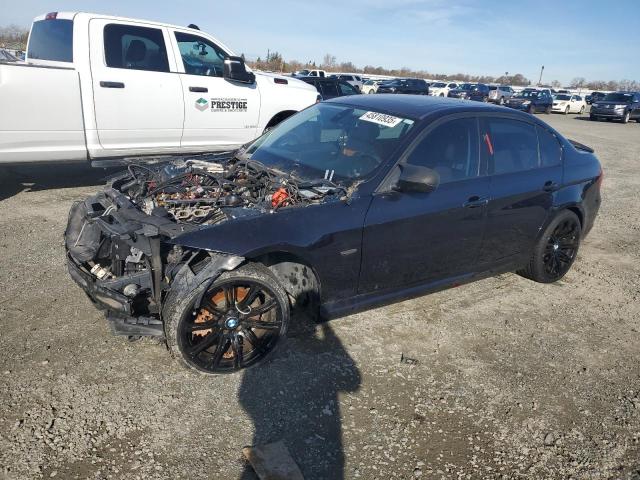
325;94;525;121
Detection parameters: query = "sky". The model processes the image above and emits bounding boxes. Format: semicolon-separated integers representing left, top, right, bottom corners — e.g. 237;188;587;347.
2;0;639;85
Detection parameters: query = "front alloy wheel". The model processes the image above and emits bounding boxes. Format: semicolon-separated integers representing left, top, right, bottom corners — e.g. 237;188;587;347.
166;264;289;374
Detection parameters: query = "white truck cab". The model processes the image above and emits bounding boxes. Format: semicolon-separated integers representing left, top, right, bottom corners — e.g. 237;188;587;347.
0;12;318;164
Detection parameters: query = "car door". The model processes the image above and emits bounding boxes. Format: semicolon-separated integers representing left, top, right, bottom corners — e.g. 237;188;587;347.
171;29;260;149
477;116;563;267
359;115;489;293
633;94;640;119
89;19;184;150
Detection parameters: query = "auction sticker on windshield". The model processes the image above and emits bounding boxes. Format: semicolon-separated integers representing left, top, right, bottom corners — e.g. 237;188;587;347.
359;111;405;128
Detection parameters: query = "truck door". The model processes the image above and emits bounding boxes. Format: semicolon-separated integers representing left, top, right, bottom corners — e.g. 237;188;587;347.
89;20;184;151
170;30;261;149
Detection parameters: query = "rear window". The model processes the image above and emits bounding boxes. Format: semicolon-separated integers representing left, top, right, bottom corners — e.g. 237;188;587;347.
27;19;73;62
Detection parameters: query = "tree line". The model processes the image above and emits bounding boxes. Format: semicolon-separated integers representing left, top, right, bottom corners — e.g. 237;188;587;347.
0;25;28;48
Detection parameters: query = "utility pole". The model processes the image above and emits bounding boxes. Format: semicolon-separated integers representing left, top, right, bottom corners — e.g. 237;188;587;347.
538;65;544;86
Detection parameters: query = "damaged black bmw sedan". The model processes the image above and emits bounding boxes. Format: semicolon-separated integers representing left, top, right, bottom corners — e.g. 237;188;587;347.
65;95;602;374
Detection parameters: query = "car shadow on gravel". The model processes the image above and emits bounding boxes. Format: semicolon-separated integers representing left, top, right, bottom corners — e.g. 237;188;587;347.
238;320;361;480
0;163;116;202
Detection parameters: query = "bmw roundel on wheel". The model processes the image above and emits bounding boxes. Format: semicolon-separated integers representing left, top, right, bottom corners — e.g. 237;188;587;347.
65;95;602;374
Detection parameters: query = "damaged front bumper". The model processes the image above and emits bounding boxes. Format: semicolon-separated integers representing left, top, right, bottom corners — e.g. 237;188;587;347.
64;188;242;337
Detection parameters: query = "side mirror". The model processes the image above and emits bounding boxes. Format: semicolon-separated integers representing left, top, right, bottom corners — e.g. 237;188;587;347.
223;56;255;84
394;164;440;193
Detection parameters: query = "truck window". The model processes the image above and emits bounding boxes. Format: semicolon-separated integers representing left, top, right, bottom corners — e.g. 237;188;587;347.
104;24;169;72
28;19;73;62
174;32;227;77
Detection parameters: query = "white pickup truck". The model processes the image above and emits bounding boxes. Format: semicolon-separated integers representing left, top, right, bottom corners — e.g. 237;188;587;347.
0;12;318;164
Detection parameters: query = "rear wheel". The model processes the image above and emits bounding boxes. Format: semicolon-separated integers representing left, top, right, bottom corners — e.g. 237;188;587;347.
165;263;290;374
517;210;581;283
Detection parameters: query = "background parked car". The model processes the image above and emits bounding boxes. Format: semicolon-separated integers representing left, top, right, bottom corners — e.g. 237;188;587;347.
448;83;490;102
293;69;327;78
361;79;384;94
590;91;640;123
330;74;363;91
505;89;553;114
299;76;361;100
552;94;587;114
376;78;429;95
488;85;514;105
0;48;19;62
586;91;606;105
428;81;459;97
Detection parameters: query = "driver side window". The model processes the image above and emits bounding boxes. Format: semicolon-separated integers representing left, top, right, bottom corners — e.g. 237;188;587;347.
174;32;227;77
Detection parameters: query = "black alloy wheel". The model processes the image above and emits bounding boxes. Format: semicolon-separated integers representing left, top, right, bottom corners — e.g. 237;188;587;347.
518;210;581;283
541;218;580;280
165;264;289;374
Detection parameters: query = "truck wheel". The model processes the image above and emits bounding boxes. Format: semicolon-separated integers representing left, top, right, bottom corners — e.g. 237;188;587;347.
164;263;290;375
622;111;630;124
517;210;581;284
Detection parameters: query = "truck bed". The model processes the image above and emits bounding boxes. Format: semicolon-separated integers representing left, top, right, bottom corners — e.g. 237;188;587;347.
0;62;87;163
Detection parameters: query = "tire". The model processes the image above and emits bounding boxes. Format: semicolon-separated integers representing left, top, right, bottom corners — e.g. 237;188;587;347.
580;106;585;114
440;93;444;97
498;96;505;105
621;111;630;124
564;106;570;115
164;263;290;375
528;104;536;114
545;105;552;114
517;210;581;283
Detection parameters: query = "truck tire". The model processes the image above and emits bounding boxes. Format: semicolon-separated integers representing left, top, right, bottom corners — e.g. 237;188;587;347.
164;263;290;375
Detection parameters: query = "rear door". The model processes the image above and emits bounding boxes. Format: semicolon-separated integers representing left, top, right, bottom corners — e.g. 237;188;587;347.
359;115;489;293
170;29;261;149
89;19;184;150
477;116;563;267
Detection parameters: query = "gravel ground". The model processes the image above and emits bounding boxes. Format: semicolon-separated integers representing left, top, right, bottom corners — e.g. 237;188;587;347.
0;113;639;480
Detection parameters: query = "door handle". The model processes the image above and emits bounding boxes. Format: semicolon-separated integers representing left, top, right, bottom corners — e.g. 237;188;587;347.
543;181;559;192
100;81;125;88
463;195;489;208
189;86;208;93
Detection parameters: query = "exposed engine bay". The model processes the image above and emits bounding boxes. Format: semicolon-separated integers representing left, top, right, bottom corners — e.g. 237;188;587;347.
112;155;344;227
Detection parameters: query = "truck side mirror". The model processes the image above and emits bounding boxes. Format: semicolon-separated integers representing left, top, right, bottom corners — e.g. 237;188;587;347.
223;56;255;84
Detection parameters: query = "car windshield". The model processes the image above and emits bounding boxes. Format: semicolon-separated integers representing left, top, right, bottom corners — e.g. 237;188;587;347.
555;94;571;100
602;93;633;103
461;83;480;91
243;103;416;182
297;70;310;76
432;82;446;87
515;91;539;98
